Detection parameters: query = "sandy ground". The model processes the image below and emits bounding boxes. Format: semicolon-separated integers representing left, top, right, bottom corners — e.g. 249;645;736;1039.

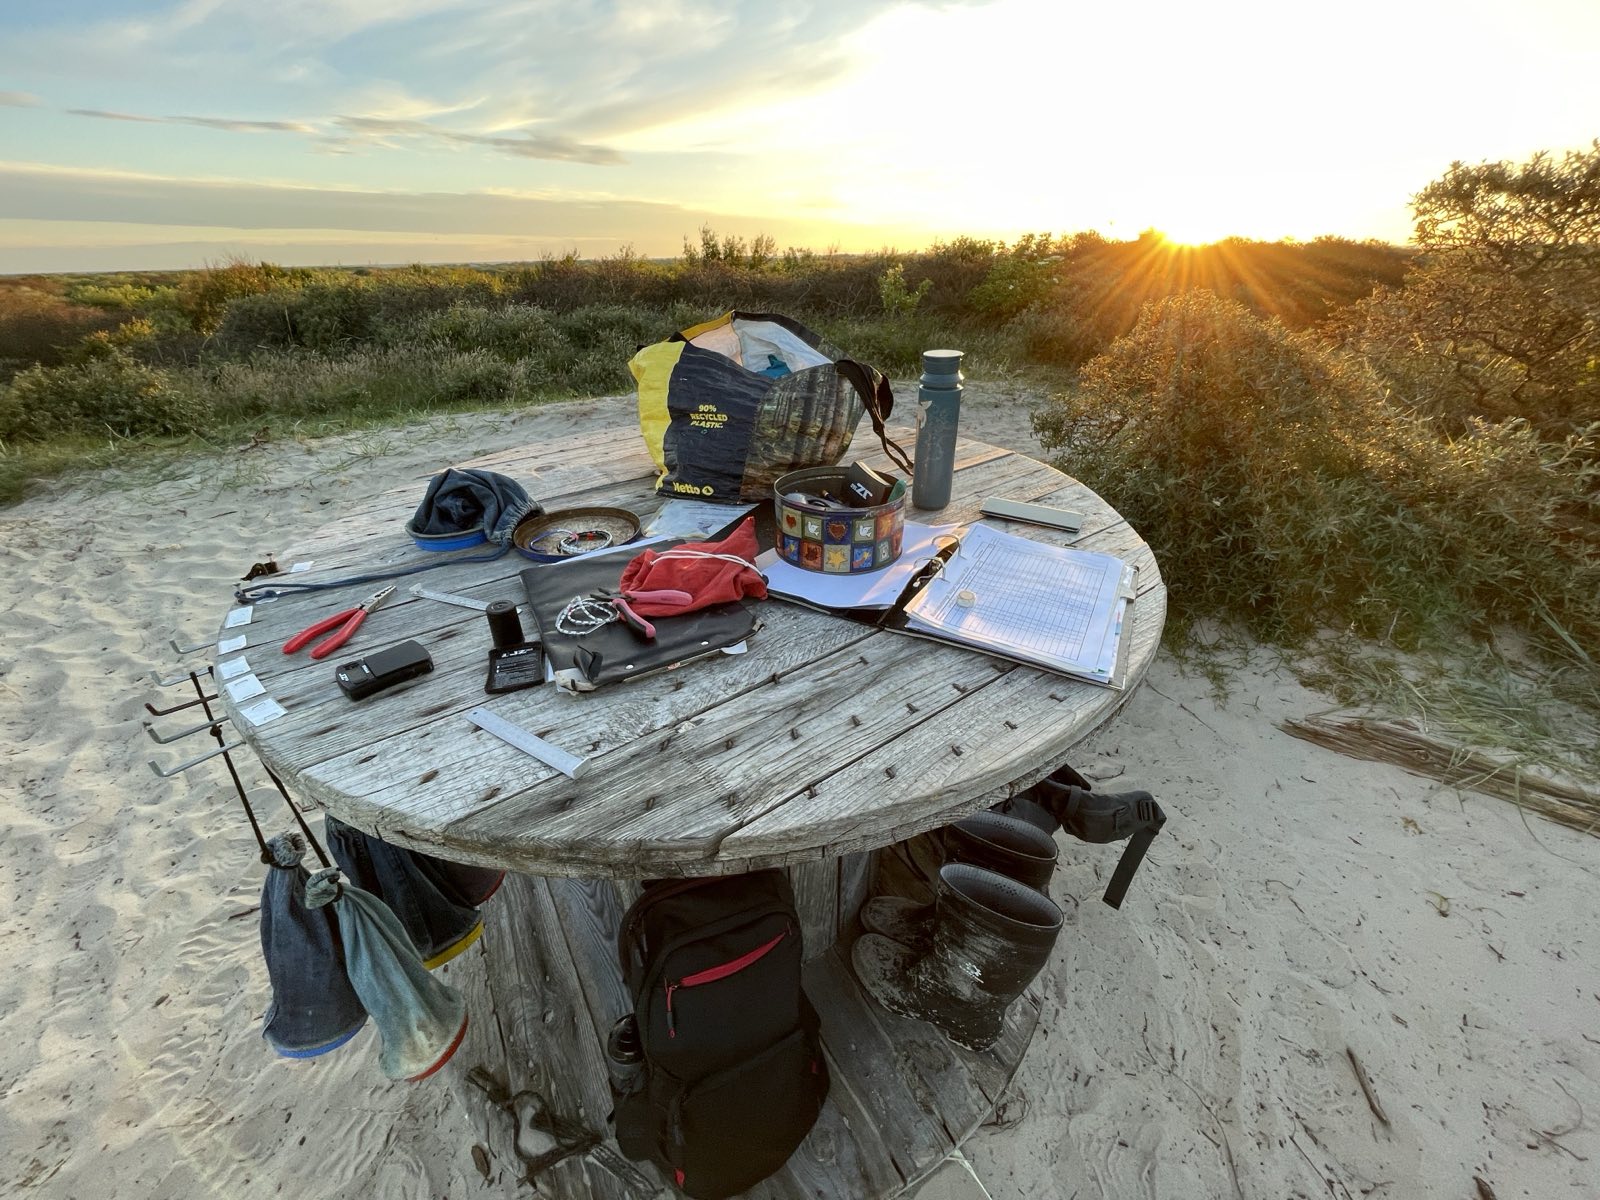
2;387;1597;1200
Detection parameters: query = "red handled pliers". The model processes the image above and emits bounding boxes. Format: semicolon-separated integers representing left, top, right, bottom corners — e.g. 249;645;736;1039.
594;587;691;641
283;585;396;660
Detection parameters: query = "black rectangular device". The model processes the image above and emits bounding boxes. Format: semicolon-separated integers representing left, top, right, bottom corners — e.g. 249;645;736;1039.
485;641;544;694
335;639;433;701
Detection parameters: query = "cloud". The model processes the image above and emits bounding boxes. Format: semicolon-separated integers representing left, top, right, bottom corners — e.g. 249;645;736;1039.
66;108;164;123
1;91;41;107
0;160;704;236
330;114;623;164
173;115;320;134
56;101;621;164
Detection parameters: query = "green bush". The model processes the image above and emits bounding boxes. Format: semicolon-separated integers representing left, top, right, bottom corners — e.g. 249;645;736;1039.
1;353;210;440
1033;290;1600;652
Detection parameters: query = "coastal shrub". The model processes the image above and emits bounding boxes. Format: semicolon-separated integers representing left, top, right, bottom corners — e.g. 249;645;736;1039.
200;345;523;424
1033;290;1600;652
176;260;316;333
386;304;563;361
0;352;210;440
0;286;125;374
1336;143;1600;436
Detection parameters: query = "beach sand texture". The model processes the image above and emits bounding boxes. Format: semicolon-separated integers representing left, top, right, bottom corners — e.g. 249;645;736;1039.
2;392;1596;1199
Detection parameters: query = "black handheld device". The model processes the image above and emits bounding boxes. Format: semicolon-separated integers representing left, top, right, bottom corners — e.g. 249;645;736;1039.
335;640;433;701
485;641;544;694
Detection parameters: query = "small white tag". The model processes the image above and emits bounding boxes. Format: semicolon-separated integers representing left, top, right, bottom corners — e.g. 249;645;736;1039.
225;674;266;701
238;696;288;726
224;607;254;629
290;561;313;573
217;634;247;654
217;656;252;680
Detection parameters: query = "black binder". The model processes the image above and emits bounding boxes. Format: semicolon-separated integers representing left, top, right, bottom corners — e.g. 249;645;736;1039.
519;543;757;690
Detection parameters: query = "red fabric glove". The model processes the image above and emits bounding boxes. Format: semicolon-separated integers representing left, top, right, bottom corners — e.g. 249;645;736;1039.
617;517;768;616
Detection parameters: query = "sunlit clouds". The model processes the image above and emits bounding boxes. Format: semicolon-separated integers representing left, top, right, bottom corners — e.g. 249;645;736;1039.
1;0;1598;270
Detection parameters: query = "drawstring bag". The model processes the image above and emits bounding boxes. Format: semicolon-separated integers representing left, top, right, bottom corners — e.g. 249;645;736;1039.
325;815;502;969
615;517;767;616
632;311;911;503
259;831;368;1058
304;867;468;1081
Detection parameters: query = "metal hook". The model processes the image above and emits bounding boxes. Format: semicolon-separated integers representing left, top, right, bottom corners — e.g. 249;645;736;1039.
143;715;230;745
148;667;213;688
144;692;219;717
148;739;246;778
170;637;211;655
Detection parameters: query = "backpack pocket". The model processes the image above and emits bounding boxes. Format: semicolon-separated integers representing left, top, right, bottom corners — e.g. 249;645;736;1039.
666;1027;828;1199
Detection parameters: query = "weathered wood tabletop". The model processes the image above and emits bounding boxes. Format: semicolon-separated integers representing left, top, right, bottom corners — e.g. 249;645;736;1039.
216;424;1165;880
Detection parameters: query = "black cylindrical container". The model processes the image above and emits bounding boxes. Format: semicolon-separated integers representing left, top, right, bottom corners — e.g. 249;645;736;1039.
485;600;524;648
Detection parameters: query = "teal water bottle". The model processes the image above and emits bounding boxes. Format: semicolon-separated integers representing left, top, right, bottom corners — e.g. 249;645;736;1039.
912;349;964;510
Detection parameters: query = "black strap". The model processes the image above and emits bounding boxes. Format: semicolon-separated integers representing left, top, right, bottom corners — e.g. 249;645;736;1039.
235;542;509;603
1057;787;1166;909
835;359;914;477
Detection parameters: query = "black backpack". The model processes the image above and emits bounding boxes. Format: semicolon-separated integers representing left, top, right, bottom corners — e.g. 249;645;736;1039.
611;871;829;1199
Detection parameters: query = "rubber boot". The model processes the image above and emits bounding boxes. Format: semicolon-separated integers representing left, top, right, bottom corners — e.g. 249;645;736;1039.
861;811;1057;951
991;762;1096;836
853;863;1062;1052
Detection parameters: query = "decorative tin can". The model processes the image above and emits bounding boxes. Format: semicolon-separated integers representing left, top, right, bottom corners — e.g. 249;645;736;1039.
774;465;904;574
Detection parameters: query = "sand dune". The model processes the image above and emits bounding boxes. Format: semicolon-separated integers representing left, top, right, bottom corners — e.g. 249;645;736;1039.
1;392;1595;1199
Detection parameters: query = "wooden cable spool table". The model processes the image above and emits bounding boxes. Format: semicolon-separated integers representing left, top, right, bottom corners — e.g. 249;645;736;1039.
218;426;1165;1198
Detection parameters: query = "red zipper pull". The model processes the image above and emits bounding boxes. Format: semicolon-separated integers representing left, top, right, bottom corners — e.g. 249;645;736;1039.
665;981;679;1038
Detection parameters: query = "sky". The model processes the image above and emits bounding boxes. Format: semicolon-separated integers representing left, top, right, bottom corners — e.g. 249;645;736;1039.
1;0;1598;273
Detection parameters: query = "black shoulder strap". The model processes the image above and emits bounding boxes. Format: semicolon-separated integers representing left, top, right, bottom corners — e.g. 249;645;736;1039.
1055;788;1167;910
835;359;914;477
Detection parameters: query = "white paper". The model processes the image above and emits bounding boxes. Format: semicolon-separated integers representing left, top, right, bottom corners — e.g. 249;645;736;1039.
903;523;1131;681
290;561;313;573
225;674;266;701
757;522;960;611
217;634;247;654
223;606;254;629
238;697;288;726
644;499;758;539
216;656;252;680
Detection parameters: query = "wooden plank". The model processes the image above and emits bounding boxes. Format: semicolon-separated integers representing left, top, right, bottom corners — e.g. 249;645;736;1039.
838;953;996;1152
542;877;634;1041
440;627;1015;874
479;874;615;1130
290;601;883;846
837;852;873;937
787;859;839;960
801;951;952;1181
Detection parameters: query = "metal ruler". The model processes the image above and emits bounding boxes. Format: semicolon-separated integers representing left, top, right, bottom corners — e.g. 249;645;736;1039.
410;584;493;611
466;707;588;779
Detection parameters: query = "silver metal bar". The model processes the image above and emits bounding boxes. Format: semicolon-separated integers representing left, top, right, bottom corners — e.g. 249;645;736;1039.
147;739;246;778
148;667;213;687
410;584;494;611
143;715;230;745
466;706;588;778
169;637;212;655
145;692;218;717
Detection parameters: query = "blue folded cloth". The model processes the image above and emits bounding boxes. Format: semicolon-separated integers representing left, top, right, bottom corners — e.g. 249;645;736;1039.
408;468;539;546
